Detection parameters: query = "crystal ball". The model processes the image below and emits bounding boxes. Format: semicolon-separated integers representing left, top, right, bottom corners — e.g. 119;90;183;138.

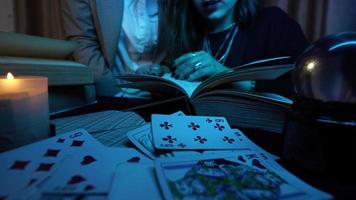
293;32;356;103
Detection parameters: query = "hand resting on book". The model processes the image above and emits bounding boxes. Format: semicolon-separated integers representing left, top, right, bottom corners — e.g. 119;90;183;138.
172;51;233;81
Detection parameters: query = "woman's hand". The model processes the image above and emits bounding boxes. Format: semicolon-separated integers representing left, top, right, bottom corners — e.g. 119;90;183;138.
172;51;232;81
135;64;166;76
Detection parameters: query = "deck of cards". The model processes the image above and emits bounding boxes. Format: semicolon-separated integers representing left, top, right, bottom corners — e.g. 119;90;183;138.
127;111;277;160
125;112;332;200
0;129;151;200
0;111;333;199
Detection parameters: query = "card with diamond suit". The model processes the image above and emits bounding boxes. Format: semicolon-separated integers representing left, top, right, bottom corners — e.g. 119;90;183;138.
0;129;103;199
41;147;151;194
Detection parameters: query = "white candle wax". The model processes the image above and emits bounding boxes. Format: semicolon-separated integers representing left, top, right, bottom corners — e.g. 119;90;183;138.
0;74;49;151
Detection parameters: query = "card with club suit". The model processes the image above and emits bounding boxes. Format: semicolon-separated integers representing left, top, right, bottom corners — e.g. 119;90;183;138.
152;114;241;150
127;111;186;159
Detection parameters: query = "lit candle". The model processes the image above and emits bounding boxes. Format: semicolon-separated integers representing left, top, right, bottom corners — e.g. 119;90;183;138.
0;73;49;152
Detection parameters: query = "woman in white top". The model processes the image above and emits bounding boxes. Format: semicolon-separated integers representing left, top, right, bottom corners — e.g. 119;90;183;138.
61;0;165;97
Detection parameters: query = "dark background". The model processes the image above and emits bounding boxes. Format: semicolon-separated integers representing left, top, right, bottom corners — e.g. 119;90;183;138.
1;0;356;42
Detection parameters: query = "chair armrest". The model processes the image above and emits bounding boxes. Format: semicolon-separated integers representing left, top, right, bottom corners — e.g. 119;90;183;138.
0;56;93;86
0;31;78;60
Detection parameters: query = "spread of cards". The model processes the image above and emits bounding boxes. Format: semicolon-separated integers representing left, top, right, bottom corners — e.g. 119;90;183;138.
0;111;332;200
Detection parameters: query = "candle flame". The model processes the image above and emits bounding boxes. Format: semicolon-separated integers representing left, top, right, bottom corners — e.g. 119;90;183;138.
7;72;15;80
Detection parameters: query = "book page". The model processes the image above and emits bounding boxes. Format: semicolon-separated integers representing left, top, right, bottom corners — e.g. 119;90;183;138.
258;93;293;104
162;73;201;98
192;64;294;98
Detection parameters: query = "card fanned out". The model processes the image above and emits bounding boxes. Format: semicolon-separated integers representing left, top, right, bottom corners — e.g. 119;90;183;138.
1;111;333;200
0;129;103;198
0;129;151;199
152;114;246;150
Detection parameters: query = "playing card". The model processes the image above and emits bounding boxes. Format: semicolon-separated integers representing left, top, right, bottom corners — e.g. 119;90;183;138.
170;129;279;161
108;163;163;200
233;129;279;160
170;150;203;157
9;188;108;200
169;128;256;157
155;153;332;200
127;111;186;159
127;124;156;159
217;149;272;171
0;129;103;199
41;147;151;195
53;110;146;135
172;149;270;171
171;111;185;116
152;114;242;150
41;194;107;200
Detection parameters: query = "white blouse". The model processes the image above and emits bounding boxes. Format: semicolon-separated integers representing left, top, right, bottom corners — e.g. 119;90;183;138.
114;0;160;98
114;0;160;74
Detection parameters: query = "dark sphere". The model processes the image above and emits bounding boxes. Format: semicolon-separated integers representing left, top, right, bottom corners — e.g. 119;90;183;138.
293;32;356;103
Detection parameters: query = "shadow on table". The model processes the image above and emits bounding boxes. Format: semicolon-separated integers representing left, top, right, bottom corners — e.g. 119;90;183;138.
50;96;189;121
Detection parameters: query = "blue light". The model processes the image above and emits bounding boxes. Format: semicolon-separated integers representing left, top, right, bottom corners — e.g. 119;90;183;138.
329;41;356;51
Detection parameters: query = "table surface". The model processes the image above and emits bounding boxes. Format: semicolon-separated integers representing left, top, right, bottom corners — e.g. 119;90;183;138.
51;97;356;199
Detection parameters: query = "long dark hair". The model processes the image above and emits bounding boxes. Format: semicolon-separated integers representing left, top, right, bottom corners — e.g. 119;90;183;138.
158;0;261;65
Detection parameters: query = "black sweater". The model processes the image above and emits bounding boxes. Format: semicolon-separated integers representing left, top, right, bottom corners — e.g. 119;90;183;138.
207;7;310;97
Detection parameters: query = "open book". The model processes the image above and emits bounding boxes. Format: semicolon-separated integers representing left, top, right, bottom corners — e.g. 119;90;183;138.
116;59;294;133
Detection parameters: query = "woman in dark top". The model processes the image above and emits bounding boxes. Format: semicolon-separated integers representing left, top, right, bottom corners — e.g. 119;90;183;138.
159;0;309;96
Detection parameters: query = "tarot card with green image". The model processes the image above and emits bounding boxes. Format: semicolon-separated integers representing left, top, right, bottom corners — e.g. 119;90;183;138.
155;153;332;200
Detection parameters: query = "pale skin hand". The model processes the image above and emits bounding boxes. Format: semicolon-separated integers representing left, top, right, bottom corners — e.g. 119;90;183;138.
172;51;255;91
172;51;232;81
